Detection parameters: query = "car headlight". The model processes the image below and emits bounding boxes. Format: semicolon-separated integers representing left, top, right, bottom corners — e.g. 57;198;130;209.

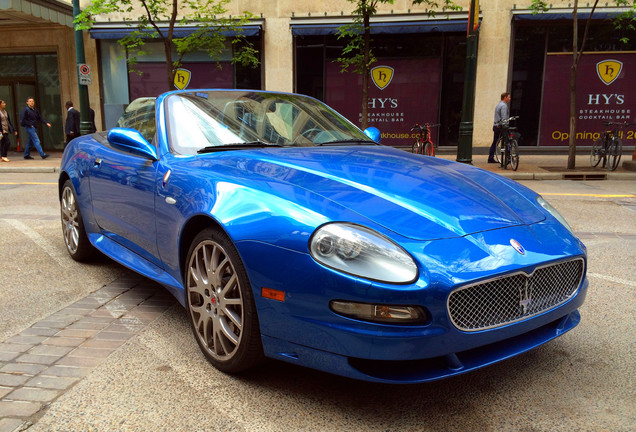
309;223;418;283
537;196;573;233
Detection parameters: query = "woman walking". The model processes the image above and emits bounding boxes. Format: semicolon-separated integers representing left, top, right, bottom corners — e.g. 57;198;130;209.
0;99;18;162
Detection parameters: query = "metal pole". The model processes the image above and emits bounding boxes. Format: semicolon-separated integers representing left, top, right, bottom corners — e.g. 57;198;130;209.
456;0;480;164
73;0;93;136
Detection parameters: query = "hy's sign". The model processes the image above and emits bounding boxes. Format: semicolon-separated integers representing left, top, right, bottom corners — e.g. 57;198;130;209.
539;53;633;146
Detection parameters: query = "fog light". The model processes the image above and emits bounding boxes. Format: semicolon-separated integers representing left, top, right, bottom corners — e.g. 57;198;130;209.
330;300;427;324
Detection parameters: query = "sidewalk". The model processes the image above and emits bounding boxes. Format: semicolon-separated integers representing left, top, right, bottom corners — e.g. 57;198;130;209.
1;149;635;180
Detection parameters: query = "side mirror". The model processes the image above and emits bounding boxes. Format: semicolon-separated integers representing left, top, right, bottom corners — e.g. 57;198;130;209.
107;128;158;160
364;127;381;143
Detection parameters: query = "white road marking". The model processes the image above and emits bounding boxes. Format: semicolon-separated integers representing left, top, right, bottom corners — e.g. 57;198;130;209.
5;219;68;268
588;272;636;288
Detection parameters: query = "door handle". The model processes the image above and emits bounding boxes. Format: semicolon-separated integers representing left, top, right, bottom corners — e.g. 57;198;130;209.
94;158;102;167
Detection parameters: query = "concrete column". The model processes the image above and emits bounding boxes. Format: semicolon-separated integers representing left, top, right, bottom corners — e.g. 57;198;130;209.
473;4;513;148
263;17;294;92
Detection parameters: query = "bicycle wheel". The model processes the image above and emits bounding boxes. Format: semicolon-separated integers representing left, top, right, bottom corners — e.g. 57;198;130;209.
495;137;504;165
499;140;508;169
424;142;434;156
590;137;604;167
509;139;519;171
412;139;423;155
607;137;622;171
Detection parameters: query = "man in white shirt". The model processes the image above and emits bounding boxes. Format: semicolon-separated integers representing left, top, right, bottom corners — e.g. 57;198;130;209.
488;92;511;163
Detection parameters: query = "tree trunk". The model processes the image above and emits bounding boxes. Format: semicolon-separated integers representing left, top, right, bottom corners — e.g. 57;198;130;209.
361;8;371;130
165;0;178;91
165;40;174;91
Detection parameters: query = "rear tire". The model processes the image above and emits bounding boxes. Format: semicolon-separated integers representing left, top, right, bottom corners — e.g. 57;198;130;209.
500;140;508;169
509;139;519;171
424;142;434;157
607;138;622;171
590;137;603;168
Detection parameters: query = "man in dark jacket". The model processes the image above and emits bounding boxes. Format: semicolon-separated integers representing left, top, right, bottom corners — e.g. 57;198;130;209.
64;101;80;144
19;97;50;159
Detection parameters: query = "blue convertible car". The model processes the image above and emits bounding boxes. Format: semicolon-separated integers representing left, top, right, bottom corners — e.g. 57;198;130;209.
59;90;587;383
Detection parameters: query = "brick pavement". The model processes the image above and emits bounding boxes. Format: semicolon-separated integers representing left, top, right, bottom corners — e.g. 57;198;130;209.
0;276;177;431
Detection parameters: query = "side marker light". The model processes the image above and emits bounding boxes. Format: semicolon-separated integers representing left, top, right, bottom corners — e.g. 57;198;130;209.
262;287;285;302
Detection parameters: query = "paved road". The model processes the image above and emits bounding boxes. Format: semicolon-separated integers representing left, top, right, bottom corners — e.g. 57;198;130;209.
0;173;634;431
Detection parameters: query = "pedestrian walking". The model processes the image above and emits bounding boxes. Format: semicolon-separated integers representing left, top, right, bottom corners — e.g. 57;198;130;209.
488;92;511;163
0;99;18;162
64;101;80;144
89;107;97;133
19;96;50;160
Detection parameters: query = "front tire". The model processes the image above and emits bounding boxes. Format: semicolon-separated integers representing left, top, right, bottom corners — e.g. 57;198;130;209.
412;140;423;154
60;180;96;261
185;228;263;373
494;137;503;165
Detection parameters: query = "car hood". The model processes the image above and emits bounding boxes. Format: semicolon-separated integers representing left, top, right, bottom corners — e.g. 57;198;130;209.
204;146;545;241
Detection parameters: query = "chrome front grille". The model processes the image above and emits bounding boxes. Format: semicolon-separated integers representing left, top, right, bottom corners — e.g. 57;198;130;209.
448;258;584;331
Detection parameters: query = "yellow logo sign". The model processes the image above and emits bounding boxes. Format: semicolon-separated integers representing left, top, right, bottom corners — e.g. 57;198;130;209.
596;60;623;86
173;68;191;90
371;66;394;90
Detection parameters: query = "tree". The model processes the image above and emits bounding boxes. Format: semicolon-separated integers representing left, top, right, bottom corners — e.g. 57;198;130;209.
75;0;259;91
336;0;460;130
530;0;635;169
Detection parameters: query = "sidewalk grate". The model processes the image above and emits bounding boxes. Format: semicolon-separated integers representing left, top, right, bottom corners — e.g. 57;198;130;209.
562;173;608;181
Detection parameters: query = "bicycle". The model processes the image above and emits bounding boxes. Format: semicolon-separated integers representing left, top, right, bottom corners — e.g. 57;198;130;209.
411;123;440;156
590;121;632;171
495;116;520;171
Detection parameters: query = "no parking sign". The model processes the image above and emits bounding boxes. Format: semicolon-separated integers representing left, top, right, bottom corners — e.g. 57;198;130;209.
78;63;92;85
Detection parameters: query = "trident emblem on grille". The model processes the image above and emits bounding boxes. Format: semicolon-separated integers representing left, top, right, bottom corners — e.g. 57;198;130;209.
519;280;531;314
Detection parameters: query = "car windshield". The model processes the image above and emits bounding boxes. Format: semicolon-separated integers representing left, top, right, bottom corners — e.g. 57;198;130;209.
165;90;375;155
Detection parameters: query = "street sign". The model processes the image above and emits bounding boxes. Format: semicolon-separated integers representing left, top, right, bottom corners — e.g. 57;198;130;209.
78;63;92;85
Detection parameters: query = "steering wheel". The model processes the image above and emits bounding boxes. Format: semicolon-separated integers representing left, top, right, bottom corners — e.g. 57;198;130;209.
295;128;323;143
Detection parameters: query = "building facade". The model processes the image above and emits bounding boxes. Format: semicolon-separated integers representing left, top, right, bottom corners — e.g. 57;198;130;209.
0;0;101;150
1;0;634;152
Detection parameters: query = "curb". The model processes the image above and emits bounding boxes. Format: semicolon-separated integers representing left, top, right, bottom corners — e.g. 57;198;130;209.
0;167;60;174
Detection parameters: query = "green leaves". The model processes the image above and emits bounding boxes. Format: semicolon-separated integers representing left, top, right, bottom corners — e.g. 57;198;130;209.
75;0;259;88
529;0;549;14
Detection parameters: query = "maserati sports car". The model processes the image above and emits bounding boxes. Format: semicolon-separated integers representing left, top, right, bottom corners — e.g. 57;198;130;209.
59;89;588;383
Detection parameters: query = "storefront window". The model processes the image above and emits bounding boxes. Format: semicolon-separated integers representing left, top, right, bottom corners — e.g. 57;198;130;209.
0;53;62;150
295;32;463;147
512;19;636;146
0;55;36;78
99;36;262;129
511;26;547;146
36;55;63;148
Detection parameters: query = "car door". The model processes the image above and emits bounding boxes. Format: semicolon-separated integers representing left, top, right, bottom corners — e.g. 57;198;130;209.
89;100;161;266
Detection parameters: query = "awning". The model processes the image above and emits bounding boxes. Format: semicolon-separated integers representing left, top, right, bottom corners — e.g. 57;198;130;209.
513;9;627;21
90;25;262;39
0;0;73;27
291;20;466;36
